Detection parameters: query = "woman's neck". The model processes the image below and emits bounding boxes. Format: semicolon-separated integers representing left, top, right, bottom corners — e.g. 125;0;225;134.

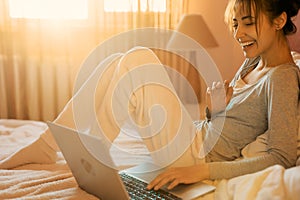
258;37;294;69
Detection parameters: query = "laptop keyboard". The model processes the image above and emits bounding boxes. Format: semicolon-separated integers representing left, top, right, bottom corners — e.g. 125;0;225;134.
120;173;182;200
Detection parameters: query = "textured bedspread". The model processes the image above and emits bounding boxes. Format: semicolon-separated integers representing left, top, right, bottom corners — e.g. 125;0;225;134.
0;119;299;200
0;155;98;200
0;119;98;199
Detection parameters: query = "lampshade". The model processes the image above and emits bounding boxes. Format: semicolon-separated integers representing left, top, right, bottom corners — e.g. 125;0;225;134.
167;14;218;50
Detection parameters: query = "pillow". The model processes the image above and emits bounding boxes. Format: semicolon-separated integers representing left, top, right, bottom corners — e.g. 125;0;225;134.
291;51;300;68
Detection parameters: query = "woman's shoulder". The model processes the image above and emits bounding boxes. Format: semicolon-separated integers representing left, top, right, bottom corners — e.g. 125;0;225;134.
268;63;300;78
266;63;300;88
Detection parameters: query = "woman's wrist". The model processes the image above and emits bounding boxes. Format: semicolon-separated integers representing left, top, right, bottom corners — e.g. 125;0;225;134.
205;107;212;121
203;163;210;180
195;163;210;180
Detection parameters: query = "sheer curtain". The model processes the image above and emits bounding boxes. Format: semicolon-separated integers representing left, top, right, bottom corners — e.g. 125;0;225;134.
0;0;187;121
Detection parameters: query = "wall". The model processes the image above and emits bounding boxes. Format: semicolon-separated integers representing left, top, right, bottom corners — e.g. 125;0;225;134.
287;11;300;53
187;0;244;81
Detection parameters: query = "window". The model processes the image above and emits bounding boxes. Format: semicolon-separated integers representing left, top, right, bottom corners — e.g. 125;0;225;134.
104;0;166;12
8;0;88;19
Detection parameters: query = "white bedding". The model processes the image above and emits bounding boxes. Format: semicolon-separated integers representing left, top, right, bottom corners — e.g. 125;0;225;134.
0;119;299;200
0;154;98;200
215;164;300;200
0;119;97;200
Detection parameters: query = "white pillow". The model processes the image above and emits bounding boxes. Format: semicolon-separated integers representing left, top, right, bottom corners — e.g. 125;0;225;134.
292;51;300;68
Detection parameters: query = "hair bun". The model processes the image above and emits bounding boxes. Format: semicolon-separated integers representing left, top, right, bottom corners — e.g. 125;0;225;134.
289;0;300;17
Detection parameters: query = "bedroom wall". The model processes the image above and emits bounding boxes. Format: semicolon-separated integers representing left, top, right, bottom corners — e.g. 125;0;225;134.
187;0;245;81
287;11;300;53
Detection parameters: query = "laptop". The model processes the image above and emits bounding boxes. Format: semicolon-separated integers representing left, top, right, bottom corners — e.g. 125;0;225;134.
47;122;215;200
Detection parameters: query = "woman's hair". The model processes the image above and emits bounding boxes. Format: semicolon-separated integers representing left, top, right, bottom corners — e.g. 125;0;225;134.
225;0;300;35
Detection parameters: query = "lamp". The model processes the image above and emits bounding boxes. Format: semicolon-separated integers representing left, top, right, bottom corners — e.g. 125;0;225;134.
165;14;219;119
167;14;218;50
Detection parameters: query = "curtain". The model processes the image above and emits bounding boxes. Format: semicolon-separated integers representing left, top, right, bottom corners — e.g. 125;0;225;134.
0;0;187;121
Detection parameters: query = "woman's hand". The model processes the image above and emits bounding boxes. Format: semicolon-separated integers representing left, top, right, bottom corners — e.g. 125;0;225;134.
146;164;209;191
206;80;233;116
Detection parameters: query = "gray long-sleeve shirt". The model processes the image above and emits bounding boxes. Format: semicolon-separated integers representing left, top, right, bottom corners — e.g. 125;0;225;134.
203;57;299;180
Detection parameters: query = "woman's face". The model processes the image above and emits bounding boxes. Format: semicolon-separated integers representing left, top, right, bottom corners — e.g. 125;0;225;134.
232;4;278;58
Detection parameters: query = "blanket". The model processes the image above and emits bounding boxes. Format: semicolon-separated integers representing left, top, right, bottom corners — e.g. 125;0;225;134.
0;119;299;200
0;119;57;169
0;154;97;200
215;165;300;200
0;119;97;199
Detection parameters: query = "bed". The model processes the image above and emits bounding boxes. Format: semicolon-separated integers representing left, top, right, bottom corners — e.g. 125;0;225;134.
0;51;299;200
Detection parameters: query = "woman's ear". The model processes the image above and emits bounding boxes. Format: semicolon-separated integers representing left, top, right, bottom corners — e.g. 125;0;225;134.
273;12;287;30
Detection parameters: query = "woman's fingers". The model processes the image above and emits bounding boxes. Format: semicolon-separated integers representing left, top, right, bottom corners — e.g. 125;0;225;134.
226;86;233;105
224;80;229;92
147;172;170;190
147;168;183;191
223;80;233;105
147;165;209;191
167;179;180;190
216;81;222;89
206;80;233;114
211;81;222;91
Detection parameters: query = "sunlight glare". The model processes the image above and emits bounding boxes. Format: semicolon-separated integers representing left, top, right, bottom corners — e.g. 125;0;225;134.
104;0;166;12
9;0;88;19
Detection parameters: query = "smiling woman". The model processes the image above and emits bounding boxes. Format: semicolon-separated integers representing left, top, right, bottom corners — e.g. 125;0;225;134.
8;0;88;19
